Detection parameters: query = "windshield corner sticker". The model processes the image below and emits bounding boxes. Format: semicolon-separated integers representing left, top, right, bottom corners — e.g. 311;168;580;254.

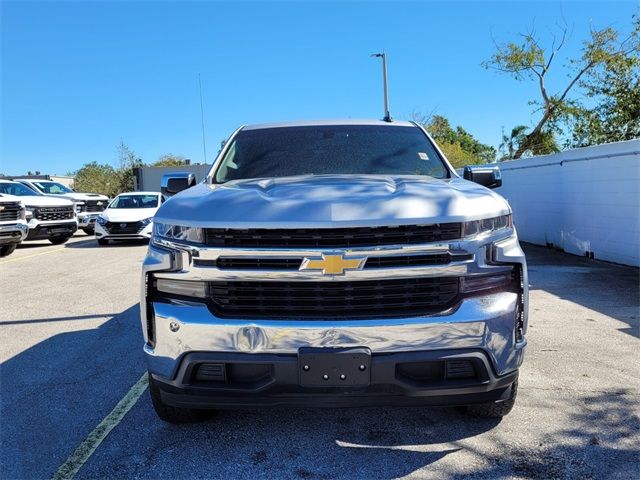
418;152;429;160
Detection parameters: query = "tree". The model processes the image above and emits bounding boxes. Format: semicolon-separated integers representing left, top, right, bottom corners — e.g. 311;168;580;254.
115;142;143;193
73;162;119;197
484;17;639;157
500;125;528;160
570;17;640;147
413;114;497;167
499;125;559;160
153;154;189;167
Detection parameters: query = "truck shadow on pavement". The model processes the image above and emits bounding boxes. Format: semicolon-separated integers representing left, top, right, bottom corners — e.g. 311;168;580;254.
1;304;146;480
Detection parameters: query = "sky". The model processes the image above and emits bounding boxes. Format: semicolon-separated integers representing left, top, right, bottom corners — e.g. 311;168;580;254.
1;0;637;175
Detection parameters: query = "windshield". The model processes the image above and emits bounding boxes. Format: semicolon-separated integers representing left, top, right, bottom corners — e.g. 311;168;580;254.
0;182;41;196
109;194;158;209
213;125;449;183
32;181;74;194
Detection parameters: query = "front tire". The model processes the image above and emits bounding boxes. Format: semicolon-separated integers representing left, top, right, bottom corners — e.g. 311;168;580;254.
82;228;94;235
97;238;109;246
0;243;18;257
464;380;518;418
49;236;71;245
149;374;214;424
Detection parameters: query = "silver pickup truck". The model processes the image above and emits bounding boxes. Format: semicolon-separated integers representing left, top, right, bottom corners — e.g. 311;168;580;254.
141;119;528;423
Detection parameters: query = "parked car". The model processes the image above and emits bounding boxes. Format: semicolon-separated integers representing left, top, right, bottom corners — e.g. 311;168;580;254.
0;180;77;244
0;194;29;257
94;192;163;245
141;119;528;424
15;179;109;235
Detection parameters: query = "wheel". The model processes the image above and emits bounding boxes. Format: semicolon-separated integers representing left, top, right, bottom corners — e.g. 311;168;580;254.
464;380;518;418
148;373;214;424
82;228;94;235
49;236;71;245
0;243;17;257
97;238;109;246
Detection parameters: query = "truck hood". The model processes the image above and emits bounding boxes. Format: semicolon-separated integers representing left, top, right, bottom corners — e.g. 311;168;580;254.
19;195;74;208
101;207;158;222
156;175;511;228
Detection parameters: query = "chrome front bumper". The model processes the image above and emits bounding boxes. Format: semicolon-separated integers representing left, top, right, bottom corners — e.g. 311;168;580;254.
146;292;525;380
0;223;28;244
141;231;528;382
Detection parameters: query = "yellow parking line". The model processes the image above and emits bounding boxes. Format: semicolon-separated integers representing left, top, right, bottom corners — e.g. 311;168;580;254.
0;248;66;265
52;373;149;480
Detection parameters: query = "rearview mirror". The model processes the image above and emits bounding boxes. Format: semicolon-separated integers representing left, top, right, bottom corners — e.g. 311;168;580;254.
161;173;196;197
463;165;502;189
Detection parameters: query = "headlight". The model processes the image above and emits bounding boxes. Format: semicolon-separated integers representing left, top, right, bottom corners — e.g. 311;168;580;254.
462;214;512;237
74;202;85;213
24;206;35;221
139;217;153;226
18;205;26;220
153;223;204;244
97;216;108;226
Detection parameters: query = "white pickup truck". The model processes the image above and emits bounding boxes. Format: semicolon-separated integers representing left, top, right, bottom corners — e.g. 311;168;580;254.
15;179;109;235
0;194;28;257
0;180;77;244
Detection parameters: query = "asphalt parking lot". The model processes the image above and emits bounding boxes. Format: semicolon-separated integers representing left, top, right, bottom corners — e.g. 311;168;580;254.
1;235;638;479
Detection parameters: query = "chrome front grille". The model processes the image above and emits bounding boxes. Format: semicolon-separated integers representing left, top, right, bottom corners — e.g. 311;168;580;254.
204;224;463;248
35;206;74;221
0;202;21;221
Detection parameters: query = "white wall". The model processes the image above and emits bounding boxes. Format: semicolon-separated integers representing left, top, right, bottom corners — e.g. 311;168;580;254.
494;140;640;267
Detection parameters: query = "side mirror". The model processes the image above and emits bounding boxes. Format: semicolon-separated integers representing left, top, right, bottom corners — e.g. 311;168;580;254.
463;165;502;189
161;173;196;197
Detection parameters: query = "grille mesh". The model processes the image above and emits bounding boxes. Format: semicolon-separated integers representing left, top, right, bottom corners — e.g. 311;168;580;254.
105;221;143;234
205;224;463;248
35;206;74;221
208;278;460;319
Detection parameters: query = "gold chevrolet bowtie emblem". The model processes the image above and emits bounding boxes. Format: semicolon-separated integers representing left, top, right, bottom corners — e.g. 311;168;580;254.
300;253;367;275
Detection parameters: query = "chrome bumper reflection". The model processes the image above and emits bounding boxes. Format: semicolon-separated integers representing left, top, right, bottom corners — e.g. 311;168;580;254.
144;291;525;380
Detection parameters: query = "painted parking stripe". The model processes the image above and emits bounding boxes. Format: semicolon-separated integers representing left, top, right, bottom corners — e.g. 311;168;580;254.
0;248;66;265
52;373;149;480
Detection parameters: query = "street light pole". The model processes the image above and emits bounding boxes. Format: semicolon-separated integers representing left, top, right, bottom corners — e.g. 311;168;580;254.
371;52;391;122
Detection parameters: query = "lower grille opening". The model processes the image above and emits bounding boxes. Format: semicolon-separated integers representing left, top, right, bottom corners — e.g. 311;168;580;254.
396;359;481;385
445;360;476;379
192;363;273;385
105;221;144;234
195;363;226;383
397;361;445;382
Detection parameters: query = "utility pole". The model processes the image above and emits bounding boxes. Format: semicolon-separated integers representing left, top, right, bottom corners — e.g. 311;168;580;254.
371;52;391;122
198;74;208;165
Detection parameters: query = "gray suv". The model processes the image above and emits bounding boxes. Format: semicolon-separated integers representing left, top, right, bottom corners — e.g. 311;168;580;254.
141;120;528;423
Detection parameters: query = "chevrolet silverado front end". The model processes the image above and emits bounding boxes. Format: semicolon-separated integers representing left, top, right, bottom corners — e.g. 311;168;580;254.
140;120;528;423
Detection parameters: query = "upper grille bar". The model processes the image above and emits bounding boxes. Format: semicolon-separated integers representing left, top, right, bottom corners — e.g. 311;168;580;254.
210;253;473;270
204;224;463;248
